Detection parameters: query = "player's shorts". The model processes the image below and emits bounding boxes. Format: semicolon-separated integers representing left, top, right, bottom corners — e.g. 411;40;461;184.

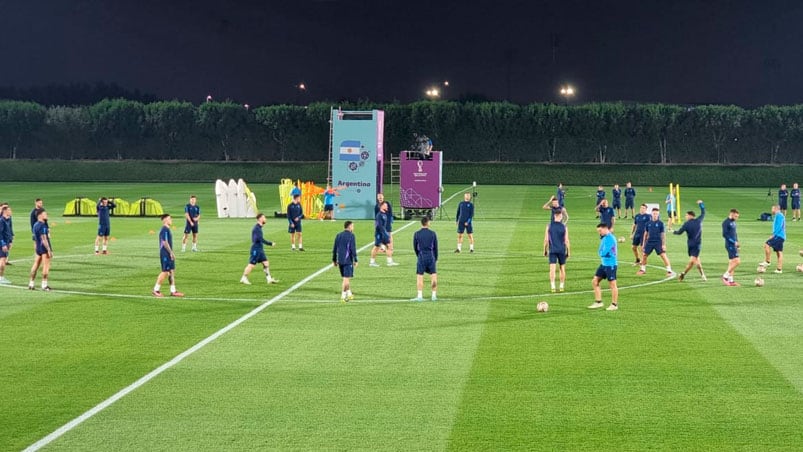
374;232;390;246
687;245;701;257
457;222;473;234
779;200;788;210
324;204;334;212
595;265;617;281
548;252;567;265
792;199;801;210
766;236;784;252
632;233;644;247
288;221;302;233
416;257;437;275
612;200;621;209
625;199;635;209
249;248;268;265
726;244;739;260
643;242;664;256
98;224;111;237
160;254;175;272
339;264;354;278
184;222;199;234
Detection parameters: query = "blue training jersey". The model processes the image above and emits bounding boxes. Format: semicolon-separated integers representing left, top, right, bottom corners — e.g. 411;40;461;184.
596;190;606;202
456;201;474;223
0;216;11;247
612;188;621;201
159;226;172;254
625;187;636;200
772;212;786;239
375;212;390;235
722;218;738;245
324;190;336;205
556;188;565;207
97;200;116;226
185;203;200;221
633;213;650;235
287;203;303;223
547;221;567;254
644;219;665;244
599;233;618;267
673;203;705;246
251;223;273;250
779;189;788;204
413;228;438;261
791;188;801;205
374;202;394;231
599;207;615;226
332;230;357;265
33;221;50;253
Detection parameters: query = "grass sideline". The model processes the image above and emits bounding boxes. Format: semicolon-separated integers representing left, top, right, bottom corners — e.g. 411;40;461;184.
0;182;801;450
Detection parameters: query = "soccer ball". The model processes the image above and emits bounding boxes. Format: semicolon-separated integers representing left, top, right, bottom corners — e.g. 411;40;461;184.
796;264;803;273
799;249;803;257
754;277;764;287
536;301;549;312
618;237;625;243
757;265;766;274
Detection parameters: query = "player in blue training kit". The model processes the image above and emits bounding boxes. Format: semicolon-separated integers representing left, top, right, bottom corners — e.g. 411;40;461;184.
370;202;397;266
30;198;44;251
0;202;13;264
778;184;789;216
612;184;622;218
556;183;566;208
375;193;394;232
596;199;616;231
333;220;358;302
29;209;53;291
412;217;439;301
287;195;304;251
589;222;619;311
791;182;801;221
624;182;636;218
543;210;570;292
542;196;569;225
94;197;117;255
0;205;12;284
152;214;183;297
630;204;650;265
182;195;201;252
759;204;786;273
638;208;674;276
241;213;279;285
721;209;741;286
455;192;475;253
673;200;707;281
595;185;606;216
322;185;339;221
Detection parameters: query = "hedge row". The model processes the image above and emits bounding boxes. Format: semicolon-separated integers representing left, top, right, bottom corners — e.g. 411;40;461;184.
2;159;800;187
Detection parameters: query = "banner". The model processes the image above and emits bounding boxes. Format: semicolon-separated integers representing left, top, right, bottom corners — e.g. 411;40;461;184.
330;109;384;219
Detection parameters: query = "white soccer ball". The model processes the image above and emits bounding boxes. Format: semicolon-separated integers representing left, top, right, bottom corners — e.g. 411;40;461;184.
796;264;803;273
757;265;766;274
754;277;764;287
618;237;625;243
799;249;803;257
537;301;549;312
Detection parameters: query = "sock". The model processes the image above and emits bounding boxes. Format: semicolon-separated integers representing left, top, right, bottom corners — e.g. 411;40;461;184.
94;245;99;252
417;290;423;299
550;282;556;290
291;244;296;249
182;244;186;251
170;285;176;293
431;291;437;299
666;266;672;272
457;244;462;251
29;279;34;287
264;268;271;280
370;258;376;264
559;282;565;289
42;280;48;289
387;258;394;264
346;290;352;297
469;244;474;250
722;272;730;279
102;245;107;252
640;265;646;272
342;291;347;299
154;284;161;292
298;242;303;248
192;243;197;250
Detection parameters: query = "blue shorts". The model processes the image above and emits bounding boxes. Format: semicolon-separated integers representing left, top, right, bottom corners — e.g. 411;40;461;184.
612;200;621;209
339;264;354;278
160;254;175;272
288;221;302;233
726;244;739;260
417;258;437;275
792;199;801;210
184;222;199;234
687;245;701;257
98;224;110;237
632;233;644;247
36;245;49;256
595;265;617;281
0;249;7;258
643;242;664;256
766;236;784;252
625;199;635;209
324;204;334;212
548;252;567;265
250;249;268;265
779;200;788;210
457;222;473;234
374;232;390;246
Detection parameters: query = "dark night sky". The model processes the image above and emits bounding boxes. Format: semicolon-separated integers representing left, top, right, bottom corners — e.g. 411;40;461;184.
2;0;803;106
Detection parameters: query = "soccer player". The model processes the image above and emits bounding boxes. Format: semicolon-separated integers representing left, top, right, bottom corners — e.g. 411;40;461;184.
375;193;394;231
332;220;358;302
30;198;44;251
455;192;475;253
321;185;338;221
759;204;786;273
596;198;616;231
595;185;606;216
29;209;53;291
612;183;622;218
412;217;439;301
370;202;398;267
543;210;570;293
153;214;184;297
638;208;674;276
0;205;12;284
287;195;304;251
672;200;707;281
556;183;566;208
0;202;13;267
778;183;789;216
624;182;636;219
182;195;201;252
665;190;677;224
791;182;801;222
721;209;741;286
241;213;279;285
94;197;116;255
290;183;302;198
542;196;569;224
589;222;619;311
630;204;650;265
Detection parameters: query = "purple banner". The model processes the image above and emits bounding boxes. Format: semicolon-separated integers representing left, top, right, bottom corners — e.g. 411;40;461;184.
400;151;442;209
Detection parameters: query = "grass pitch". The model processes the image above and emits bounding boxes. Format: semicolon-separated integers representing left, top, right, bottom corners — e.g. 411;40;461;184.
1;182;802;451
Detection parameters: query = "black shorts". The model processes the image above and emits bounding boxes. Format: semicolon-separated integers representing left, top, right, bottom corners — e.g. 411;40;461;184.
324;204;334;212
687;245;701;257
643;242;664;256
625;199;635;209
595;265;617;281
457;222;473;234
339;264;354;278
250;249;268;265
417;258;437;275
726;245;739;260
766;236;784;252
184;222;199;234
548;252;567;265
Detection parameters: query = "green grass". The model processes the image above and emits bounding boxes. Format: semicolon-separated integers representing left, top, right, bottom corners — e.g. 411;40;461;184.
1;182;802;451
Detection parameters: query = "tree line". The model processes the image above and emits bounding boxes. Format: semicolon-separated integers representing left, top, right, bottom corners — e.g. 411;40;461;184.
1;98;802;164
